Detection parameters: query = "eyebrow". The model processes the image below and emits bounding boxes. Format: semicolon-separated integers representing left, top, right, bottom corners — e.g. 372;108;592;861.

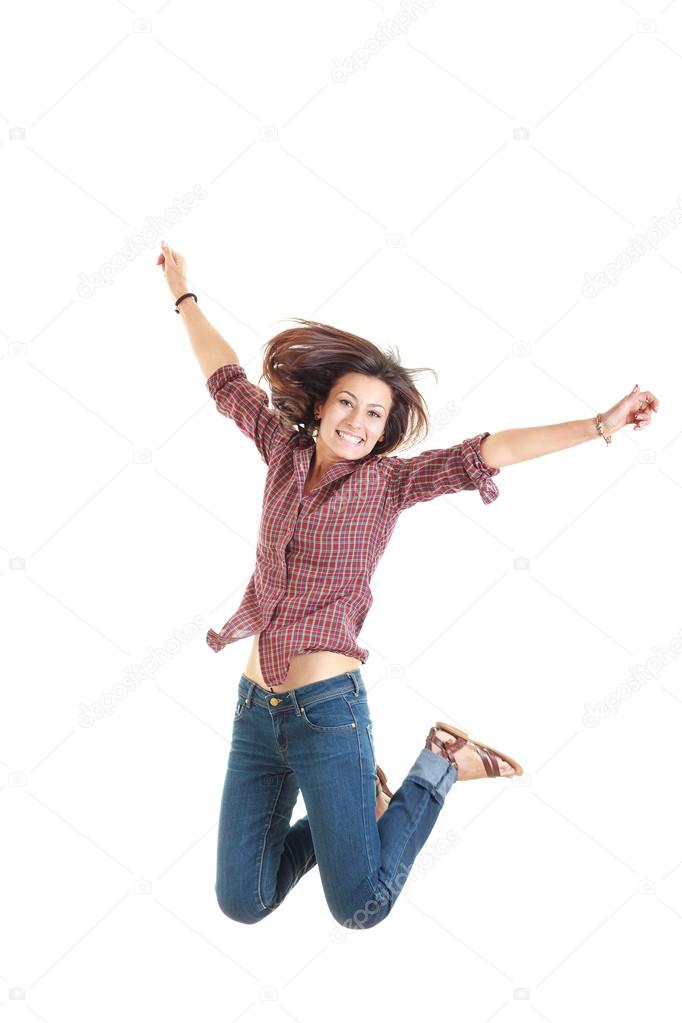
337;389;386;410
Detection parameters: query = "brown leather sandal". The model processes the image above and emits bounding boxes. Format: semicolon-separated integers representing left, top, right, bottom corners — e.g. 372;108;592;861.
375;764;393;821
426;722;524;777
375;764;394;800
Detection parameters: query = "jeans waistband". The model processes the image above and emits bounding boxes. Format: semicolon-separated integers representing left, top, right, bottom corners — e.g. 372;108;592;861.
238;668;365;713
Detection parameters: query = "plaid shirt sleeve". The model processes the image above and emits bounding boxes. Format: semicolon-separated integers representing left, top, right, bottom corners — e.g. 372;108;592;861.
205;363;286;465
385;431;501;512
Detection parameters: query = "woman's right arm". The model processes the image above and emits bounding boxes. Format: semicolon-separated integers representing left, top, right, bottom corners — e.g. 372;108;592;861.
178;298;240;380
157;241;240;379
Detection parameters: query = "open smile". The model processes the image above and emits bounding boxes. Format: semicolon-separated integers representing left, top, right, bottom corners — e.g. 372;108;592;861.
336;429;364;445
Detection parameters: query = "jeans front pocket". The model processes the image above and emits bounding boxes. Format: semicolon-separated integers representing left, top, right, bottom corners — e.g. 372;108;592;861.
300;693;358;733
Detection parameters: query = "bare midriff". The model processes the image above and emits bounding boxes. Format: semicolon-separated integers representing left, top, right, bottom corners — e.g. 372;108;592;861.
243;632;362;692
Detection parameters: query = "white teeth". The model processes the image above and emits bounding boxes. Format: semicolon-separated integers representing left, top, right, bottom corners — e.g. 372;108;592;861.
337;430;362;444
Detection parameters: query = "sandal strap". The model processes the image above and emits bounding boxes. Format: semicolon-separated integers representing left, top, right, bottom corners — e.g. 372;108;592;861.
426;727;466;765
427;727;505;777
376;765;394;799
473;742;499;778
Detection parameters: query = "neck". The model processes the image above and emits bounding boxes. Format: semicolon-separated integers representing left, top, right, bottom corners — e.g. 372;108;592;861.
309;445;340;479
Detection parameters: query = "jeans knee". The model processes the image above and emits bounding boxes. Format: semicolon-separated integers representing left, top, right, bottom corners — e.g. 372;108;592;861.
333;909;386;930
330;893;390;931
215;885;271;925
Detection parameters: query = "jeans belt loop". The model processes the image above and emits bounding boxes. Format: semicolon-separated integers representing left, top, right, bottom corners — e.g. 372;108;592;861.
289;688;302;717
245;681;255;708
347;671;359;696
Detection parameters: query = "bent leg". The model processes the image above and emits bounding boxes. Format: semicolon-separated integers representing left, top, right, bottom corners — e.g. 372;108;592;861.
215;698;317;924
372;747;458;919
287;691;457;929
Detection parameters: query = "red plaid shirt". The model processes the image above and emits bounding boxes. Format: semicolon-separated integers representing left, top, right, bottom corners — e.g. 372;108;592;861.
205;364;501;687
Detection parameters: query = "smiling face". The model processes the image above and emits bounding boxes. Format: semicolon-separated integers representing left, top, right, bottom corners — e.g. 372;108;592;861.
314;372;393;463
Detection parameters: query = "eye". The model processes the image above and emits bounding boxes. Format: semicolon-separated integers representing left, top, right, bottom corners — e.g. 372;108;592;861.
339;398;381;418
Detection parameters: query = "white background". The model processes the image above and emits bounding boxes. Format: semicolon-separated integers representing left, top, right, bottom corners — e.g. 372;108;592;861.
2;0;681;1019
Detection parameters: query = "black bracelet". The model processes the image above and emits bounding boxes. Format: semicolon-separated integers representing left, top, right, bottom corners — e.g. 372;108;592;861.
175;292;198;313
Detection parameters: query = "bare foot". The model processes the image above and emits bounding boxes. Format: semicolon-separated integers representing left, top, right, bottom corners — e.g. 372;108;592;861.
428;728;516;780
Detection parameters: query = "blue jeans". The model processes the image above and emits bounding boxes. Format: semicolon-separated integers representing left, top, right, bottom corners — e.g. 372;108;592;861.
215;668;458;929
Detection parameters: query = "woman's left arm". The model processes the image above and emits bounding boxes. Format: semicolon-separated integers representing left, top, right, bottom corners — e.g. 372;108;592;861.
479;384;660;470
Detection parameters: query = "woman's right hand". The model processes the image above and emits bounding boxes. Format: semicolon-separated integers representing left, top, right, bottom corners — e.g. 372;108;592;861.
157;240;189;301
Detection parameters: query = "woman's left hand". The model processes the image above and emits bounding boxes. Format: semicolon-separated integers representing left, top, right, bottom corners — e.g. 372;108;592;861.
602;384;660;435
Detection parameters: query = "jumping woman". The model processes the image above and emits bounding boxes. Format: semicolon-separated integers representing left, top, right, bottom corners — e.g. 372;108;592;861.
158;240;659;930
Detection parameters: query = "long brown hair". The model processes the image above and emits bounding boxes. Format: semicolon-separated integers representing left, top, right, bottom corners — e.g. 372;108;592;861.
258;317;437;456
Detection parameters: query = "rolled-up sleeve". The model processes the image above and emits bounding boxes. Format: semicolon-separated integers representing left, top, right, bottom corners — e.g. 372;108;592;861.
385;432;501;512
206;364;286;465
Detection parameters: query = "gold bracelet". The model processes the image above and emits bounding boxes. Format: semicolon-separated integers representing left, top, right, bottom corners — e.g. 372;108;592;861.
595;413;611;446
